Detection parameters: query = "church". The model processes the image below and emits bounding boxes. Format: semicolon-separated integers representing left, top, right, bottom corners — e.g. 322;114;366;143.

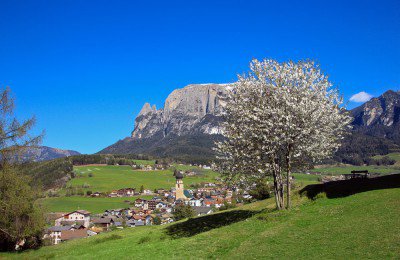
173;170;187;200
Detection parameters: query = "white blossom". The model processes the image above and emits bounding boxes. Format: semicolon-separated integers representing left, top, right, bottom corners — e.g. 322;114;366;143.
215;59;352;210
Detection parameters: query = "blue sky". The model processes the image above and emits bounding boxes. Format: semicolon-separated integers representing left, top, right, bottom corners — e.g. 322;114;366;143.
0;0;399;154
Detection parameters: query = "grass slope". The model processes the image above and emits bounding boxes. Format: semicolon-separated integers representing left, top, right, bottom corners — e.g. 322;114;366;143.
6;184;400;259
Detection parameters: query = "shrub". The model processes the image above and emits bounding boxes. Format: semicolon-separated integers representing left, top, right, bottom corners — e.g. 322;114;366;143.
314;192;327;200
137;236;151;244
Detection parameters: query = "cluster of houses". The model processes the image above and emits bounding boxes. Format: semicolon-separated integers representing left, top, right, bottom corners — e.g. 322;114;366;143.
45;170;248;245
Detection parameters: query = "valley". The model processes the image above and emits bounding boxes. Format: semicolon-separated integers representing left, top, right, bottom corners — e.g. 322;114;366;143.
4;176;400;259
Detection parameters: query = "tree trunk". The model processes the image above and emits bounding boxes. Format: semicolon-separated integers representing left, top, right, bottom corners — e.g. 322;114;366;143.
286;146;292;209
272;172;283;210
272;165;285;210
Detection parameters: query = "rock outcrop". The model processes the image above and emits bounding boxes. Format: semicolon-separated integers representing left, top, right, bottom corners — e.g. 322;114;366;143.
351;90;400;127
131;83;229;139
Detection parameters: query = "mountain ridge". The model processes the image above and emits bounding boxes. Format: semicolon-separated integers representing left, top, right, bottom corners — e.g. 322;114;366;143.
100;86;400;163
22;146;81;162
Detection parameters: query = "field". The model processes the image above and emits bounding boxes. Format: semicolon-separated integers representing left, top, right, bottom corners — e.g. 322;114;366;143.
292;173;320;185
71;165;219;192
5;178;400;259
37;164;219;213
133;159;156;165
309;165;400;175
38;196;152;214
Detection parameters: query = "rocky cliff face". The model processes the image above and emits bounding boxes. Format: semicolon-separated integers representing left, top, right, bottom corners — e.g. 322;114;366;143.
131;83;229;139
351;90;400;127
99;83;229;162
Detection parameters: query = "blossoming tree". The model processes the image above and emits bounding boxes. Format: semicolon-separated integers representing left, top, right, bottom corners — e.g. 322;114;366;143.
216;59;352;209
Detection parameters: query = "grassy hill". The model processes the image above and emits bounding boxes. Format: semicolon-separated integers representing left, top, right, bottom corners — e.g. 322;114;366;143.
4;177;400;259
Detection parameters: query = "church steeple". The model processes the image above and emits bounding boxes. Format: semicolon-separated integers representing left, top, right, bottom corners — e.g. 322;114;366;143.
174;170;185;200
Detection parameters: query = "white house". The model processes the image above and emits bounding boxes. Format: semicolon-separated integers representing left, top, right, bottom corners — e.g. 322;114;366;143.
187;198;203;207
47;225;74;245
55;210;91;228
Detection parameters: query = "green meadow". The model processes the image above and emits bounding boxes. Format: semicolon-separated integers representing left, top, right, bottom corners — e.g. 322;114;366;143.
38;196;152;214
71;165;219;192
310;165;400;175
132;159;156;165
6;183;400;259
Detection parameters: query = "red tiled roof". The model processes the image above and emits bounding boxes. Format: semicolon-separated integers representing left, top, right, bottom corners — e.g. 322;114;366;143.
60;229;87;240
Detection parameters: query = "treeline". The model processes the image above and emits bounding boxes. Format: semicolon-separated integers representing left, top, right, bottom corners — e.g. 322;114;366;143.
20;154;172;190
71;154;153;165
18;158;73;190
331;131;400;166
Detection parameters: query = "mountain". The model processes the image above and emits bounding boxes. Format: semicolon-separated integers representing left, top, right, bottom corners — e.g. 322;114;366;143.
101;85;400;164
131;83;229;139
21;146;81;162
351;90;400;134
333;90;400;164
99;83;229;162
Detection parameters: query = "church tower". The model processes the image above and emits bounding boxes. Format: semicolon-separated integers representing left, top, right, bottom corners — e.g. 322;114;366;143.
174;170;186;200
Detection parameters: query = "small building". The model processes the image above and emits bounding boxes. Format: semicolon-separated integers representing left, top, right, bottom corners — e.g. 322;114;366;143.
60;229;88;242
92;217;115;230
47;225;73;245
192;206;214;216
55;210;91;228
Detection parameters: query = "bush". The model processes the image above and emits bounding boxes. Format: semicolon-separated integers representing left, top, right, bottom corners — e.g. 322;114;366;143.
173;204;195;221
137;236;151;244
248;179;272;200
313;192;327;201
153;216;161;225
86;190;92;196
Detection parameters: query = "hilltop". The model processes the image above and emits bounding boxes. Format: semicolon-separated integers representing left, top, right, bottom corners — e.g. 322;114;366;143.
3;176;399;259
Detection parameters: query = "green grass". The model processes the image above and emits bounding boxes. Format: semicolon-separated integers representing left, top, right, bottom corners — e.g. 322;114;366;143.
38;195;152;214
292;173;320;185
310;165;400;175
133;159;156;165
71;165;219;192
5;185;399;259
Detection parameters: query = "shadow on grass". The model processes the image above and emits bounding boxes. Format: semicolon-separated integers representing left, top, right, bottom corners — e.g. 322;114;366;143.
165;209;260;238
300;173;400;200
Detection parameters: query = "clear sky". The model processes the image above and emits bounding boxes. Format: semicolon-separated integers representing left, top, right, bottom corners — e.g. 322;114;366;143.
0;0;399;154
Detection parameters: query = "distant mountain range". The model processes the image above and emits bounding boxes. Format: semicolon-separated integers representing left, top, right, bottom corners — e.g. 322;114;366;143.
22;146;81;162
99;84;400;164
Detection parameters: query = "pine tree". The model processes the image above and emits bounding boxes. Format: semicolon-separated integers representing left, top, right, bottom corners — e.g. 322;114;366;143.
0;87;44;251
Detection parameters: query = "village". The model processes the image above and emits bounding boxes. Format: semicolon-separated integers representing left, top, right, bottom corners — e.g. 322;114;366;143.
44;169;251;245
